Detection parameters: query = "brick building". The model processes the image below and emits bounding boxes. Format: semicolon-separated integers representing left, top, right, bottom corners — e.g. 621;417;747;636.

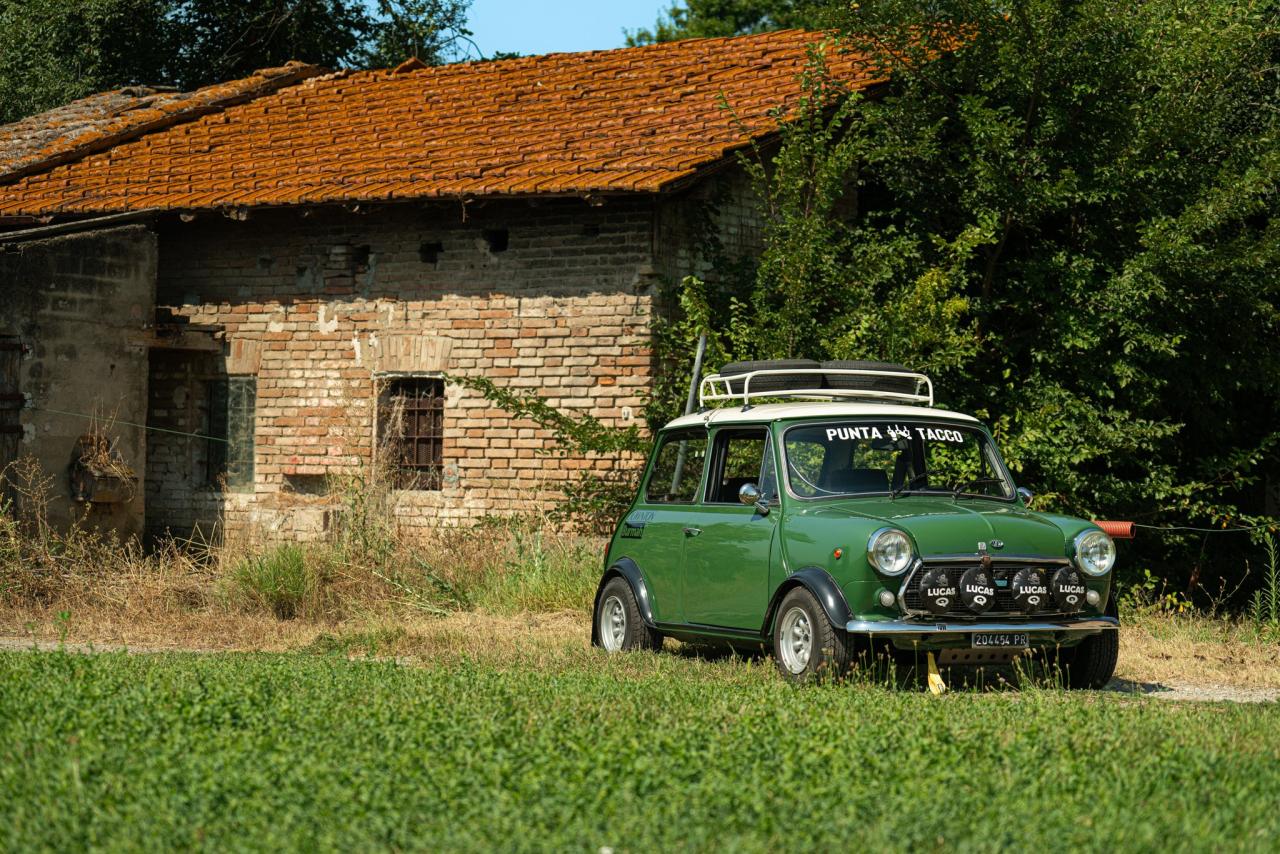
0;31;881;541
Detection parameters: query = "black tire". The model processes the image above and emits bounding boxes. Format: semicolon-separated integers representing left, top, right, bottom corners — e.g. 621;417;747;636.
1056;628;1119;689
718;360;820;395
771;587;852;683
820;360;921;396
1054;594;1120;689
594;577;661;653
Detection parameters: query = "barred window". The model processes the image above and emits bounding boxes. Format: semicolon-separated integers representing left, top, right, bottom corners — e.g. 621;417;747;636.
379;377;444;490
208;376;256;491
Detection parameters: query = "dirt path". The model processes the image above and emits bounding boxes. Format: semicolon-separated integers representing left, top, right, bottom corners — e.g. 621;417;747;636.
1106;679;1279;704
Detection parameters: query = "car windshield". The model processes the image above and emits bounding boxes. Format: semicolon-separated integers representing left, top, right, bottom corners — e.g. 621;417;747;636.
782;420;1014;500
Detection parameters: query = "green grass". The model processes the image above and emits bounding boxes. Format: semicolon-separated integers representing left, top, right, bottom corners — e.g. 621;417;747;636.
1;649;1278;852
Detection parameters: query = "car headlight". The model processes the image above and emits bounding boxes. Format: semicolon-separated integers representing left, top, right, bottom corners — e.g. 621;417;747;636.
1073;529;1116;576
867;528;914;576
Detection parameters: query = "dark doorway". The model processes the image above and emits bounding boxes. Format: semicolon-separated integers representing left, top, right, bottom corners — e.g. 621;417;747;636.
0;336;22;478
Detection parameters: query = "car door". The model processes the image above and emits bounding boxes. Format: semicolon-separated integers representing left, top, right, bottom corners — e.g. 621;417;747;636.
623;428;708;625
681;426;778;629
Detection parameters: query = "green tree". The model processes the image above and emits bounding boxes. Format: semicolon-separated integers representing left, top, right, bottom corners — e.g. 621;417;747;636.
167;0;375;88
0;0;173;124
671;0;1280;591
359;0;475;69
625;0;823;46
0;0;474;124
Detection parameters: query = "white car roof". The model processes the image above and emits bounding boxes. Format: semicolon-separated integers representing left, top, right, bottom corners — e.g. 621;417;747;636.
663;402;982;431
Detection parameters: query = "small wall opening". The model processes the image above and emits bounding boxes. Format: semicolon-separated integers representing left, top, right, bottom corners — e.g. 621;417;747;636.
351;244;372;273
482;228;509;253
419;241;444;264
284;473;328;495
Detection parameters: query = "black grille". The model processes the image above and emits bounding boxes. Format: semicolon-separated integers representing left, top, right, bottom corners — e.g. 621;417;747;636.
903;562;1071;619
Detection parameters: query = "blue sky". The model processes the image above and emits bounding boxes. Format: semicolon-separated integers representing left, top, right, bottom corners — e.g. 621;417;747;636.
465;0;670;58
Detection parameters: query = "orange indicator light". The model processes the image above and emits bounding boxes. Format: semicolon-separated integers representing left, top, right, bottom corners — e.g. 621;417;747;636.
833;548;843;559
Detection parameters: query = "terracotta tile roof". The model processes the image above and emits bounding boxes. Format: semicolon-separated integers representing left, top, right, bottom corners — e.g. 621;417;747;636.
0;31;881;218
0;62;325;187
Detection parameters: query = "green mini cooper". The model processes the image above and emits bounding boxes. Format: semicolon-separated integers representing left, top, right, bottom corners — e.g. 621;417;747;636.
592;361;1120;687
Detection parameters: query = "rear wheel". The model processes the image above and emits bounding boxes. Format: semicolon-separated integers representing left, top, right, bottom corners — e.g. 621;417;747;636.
595;577;661;653
771;587;851;682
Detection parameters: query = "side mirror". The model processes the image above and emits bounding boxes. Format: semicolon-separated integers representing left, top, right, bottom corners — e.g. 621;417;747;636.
738;482;769;515
1017;486;1034;504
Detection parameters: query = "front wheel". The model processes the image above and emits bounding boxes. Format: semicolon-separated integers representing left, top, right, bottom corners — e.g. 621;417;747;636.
595;577;661;653
1055;629;1119;689
772;587;851;683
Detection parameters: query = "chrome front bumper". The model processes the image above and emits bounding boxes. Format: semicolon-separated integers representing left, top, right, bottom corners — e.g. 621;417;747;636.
845;616;1119;636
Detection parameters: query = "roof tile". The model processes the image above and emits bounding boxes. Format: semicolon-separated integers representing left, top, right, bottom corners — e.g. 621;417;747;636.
0;31;881;217
0;62;325;185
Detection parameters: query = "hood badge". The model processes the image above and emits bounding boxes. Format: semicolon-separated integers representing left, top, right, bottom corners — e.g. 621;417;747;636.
977;540;1003;570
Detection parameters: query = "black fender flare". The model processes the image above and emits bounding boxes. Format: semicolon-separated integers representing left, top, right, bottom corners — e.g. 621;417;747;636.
763;567;852;635
591;558;657;647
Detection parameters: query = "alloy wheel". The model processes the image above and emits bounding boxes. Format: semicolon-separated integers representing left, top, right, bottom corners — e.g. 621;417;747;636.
601;594;627;652
778;606;812;674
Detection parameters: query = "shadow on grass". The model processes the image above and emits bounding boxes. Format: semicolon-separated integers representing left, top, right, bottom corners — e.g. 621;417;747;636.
1105;676;1173;695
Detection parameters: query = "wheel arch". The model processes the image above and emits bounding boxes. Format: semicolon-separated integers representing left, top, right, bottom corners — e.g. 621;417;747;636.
591;558;657;647
762;567;853;636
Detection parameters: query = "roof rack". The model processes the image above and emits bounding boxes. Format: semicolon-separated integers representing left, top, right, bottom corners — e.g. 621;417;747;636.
699;367;934;408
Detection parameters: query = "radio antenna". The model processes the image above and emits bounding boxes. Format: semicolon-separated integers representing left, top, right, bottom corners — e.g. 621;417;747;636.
682;331;708;416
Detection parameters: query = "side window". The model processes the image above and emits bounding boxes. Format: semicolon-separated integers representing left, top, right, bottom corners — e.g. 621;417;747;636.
644;432;707;504
208;375;256;492
706;429;769;504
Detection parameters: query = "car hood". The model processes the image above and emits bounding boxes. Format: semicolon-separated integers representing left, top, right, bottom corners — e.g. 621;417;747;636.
797;496;1072;558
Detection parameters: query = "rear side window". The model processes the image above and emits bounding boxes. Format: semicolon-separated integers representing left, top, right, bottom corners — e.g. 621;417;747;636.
644;431;707;504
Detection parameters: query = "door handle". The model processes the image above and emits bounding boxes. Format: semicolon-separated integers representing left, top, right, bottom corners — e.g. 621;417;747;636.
683;526;702;537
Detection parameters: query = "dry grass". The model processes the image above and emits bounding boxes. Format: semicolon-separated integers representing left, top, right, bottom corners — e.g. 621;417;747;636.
5;599;1279;692
0;604;590;659
1117;610;1280;689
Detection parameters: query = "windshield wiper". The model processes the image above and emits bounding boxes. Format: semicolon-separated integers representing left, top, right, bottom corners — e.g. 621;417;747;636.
951;477;1006;500
891;472;929;500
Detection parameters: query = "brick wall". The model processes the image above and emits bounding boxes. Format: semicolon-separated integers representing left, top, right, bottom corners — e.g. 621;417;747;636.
153;198;658;535
655;166;764;286
0;225;155;536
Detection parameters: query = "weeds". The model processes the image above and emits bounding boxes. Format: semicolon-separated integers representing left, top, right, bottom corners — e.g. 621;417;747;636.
229;544;320;620
471;524;599;613
1;453;603;628
1250;534;1279;629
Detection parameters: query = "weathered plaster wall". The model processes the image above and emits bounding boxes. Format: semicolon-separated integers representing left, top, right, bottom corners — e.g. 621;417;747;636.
0;225;155;537
153;198;658;537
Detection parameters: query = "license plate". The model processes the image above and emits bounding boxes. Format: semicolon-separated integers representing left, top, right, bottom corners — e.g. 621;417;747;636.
972;632;1029;649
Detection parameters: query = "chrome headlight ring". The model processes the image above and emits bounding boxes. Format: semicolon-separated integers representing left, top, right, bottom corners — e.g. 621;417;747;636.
867;527;915;576
1073;529;1116;576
